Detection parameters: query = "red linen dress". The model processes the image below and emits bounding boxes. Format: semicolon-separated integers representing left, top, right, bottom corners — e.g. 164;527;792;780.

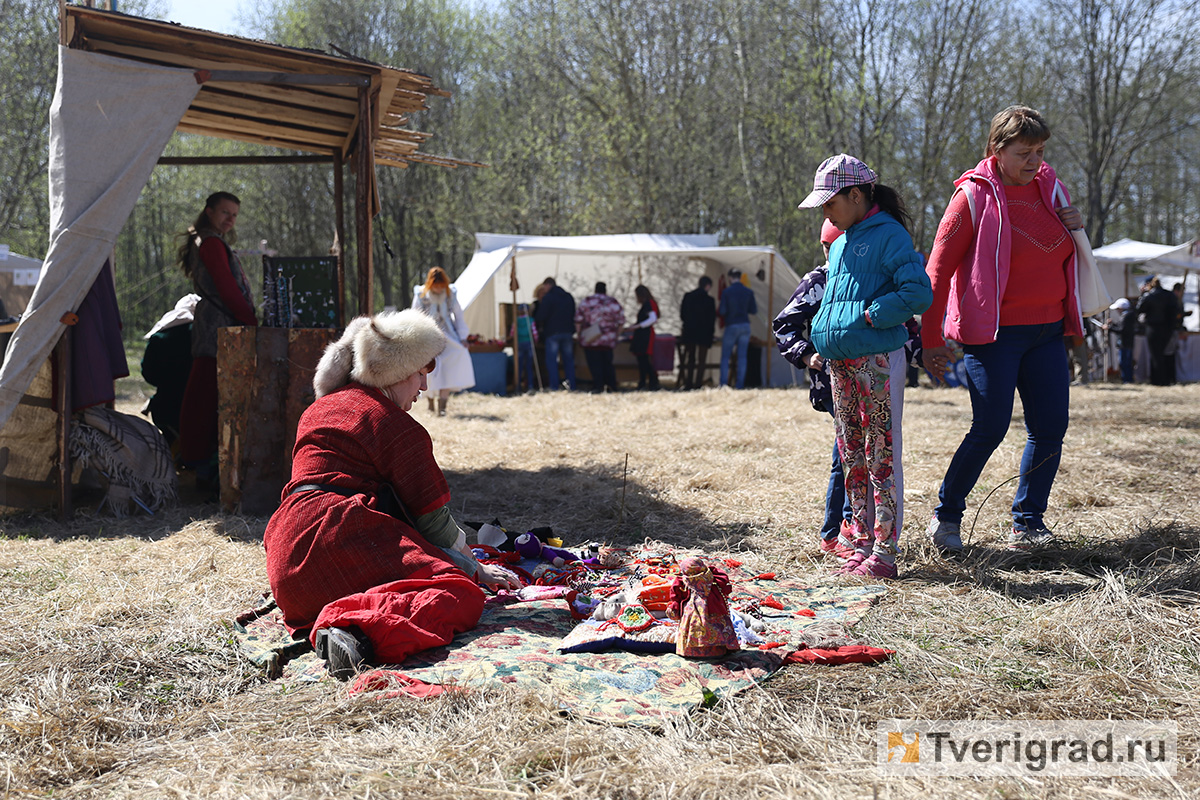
264;383;484;662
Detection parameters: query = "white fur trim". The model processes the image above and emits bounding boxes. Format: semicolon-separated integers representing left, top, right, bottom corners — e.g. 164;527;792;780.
313;310;446;398
313;317;367;398
351;309;446;390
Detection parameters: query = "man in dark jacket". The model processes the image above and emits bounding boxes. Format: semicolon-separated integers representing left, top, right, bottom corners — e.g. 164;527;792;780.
718;270;757;389
534;277;577;390
1136;276;1181;385
678;276;716;389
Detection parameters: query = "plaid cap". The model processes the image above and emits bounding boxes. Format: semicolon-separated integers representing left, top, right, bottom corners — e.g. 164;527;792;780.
797;154;878;208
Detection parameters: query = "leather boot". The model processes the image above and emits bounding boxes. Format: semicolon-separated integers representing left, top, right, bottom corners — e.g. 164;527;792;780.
427;397;436;413
437;397;447;417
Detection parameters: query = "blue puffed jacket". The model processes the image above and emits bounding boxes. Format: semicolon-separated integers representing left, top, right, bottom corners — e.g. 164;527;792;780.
811;209;932;361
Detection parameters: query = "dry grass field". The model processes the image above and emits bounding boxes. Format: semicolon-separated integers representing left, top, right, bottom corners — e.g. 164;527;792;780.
2;376;1197;799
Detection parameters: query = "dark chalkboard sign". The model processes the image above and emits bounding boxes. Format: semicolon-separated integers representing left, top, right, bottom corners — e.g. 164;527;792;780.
261;256;338;329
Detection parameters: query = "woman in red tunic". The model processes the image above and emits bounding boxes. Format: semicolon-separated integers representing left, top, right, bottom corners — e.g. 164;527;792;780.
176;191;257;477
264;309;518;679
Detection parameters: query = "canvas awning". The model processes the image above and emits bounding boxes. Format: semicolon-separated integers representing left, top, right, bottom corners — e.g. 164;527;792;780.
1092;238;1194;299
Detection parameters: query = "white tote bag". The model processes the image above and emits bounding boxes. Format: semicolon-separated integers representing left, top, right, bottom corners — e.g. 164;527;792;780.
1054;184;1111;317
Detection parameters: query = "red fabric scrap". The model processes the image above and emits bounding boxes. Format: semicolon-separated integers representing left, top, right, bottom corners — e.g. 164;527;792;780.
797;608;816;617
755;572;776;580
760;596;784;610
784;645;894;665
723;558;743;568
348;669;450;699
758;641;787;650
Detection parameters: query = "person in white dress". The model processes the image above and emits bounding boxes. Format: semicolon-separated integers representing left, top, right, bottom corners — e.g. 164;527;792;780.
411;267;475;415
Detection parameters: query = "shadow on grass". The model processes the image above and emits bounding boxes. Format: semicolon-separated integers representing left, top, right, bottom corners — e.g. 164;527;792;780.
2;463;757;556
905;521;1200;603
443;463;756;554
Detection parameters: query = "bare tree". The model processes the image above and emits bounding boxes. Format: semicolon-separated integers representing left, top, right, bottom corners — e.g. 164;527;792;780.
1043;0;1200;244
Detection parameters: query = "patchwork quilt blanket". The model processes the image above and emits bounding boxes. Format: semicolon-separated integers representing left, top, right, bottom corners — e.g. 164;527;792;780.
233;546;888;726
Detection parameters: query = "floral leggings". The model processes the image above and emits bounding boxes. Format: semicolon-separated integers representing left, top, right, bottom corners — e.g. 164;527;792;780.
829;351;900;556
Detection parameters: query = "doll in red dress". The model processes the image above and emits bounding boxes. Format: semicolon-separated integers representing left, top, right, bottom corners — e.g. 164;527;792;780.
668;557;740;657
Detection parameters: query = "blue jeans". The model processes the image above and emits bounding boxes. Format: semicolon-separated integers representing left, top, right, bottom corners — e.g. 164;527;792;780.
936;321;1069;531
1119;346;1133;383
820;400;851;541
516;340;536;390
544;332;576;390
720;322;752;388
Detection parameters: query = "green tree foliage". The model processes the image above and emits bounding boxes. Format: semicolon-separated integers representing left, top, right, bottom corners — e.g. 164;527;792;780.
0;0;57;255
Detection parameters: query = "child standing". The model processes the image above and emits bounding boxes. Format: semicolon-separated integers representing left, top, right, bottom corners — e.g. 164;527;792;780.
773;220;853;556
510;303;539;393
799;154;932;577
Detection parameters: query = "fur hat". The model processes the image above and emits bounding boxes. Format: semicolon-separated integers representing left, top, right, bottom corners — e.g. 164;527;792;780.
313;309;445;399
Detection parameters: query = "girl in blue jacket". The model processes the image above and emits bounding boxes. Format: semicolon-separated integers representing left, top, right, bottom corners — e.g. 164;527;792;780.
798;154;932;578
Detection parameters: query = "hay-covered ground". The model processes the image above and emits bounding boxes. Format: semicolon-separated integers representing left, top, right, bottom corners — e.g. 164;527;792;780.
2;378;1197;799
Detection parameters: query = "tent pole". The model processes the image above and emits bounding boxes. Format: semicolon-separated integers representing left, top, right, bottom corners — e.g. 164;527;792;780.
766;252;775;386
510;256;519;391
334;148;346;327
355;86;373;317
55;331;72;520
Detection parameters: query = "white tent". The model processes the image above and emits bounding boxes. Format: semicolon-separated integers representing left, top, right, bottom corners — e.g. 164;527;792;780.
0;248;44;319
454;233;808;387
1092;238;1193;299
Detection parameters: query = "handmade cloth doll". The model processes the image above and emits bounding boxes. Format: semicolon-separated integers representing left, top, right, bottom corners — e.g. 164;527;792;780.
668;557;739;657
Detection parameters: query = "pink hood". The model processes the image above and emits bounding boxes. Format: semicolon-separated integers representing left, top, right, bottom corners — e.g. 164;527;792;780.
942;156;1083;344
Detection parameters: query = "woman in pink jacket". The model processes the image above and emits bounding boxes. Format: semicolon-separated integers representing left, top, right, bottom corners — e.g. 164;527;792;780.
921;106;1084;554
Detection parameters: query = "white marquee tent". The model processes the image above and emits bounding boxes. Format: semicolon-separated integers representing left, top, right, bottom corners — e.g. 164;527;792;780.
1092;238;1194;299
454;233;809;387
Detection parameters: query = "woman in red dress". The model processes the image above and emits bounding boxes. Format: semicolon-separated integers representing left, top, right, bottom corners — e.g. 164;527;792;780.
264;309;518;679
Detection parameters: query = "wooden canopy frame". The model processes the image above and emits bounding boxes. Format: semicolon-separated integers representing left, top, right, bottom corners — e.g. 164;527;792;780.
62;1;482;318
44;3;482;518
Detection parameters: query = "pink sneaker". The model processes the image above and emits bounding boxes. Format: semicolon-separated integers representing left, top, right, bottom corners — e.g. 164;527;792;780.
835;538;861;559
834;550;869;574
849;555;898;579
818;538;840;556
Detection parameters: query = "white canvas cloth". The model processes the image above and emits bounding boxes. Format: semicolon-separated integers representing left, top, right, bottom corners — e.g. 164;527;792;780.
453;233;807;387
0;47;200;430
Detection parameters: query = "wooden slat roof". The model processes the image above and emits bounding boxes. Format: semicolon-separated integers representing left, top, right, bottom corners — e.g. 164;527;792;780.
63;4;483;168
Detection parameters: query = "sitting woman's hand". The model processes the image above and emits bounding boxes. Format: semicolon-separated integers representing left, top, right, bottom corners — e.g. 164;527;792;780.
476;561;522;591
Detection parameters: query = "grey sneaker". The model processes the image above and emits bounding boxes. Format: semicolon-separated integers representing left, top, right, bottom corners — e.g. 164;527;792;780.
314;626;372;681
927;516;963;555
1008;525;1055;551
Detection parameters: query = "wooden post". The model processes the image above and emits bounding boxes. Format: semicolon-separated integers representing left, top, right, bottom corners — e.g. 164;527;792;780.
766;251;775;385
355;86;373;317
333;148;346;327
54;331;71;520
510;255;519;388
